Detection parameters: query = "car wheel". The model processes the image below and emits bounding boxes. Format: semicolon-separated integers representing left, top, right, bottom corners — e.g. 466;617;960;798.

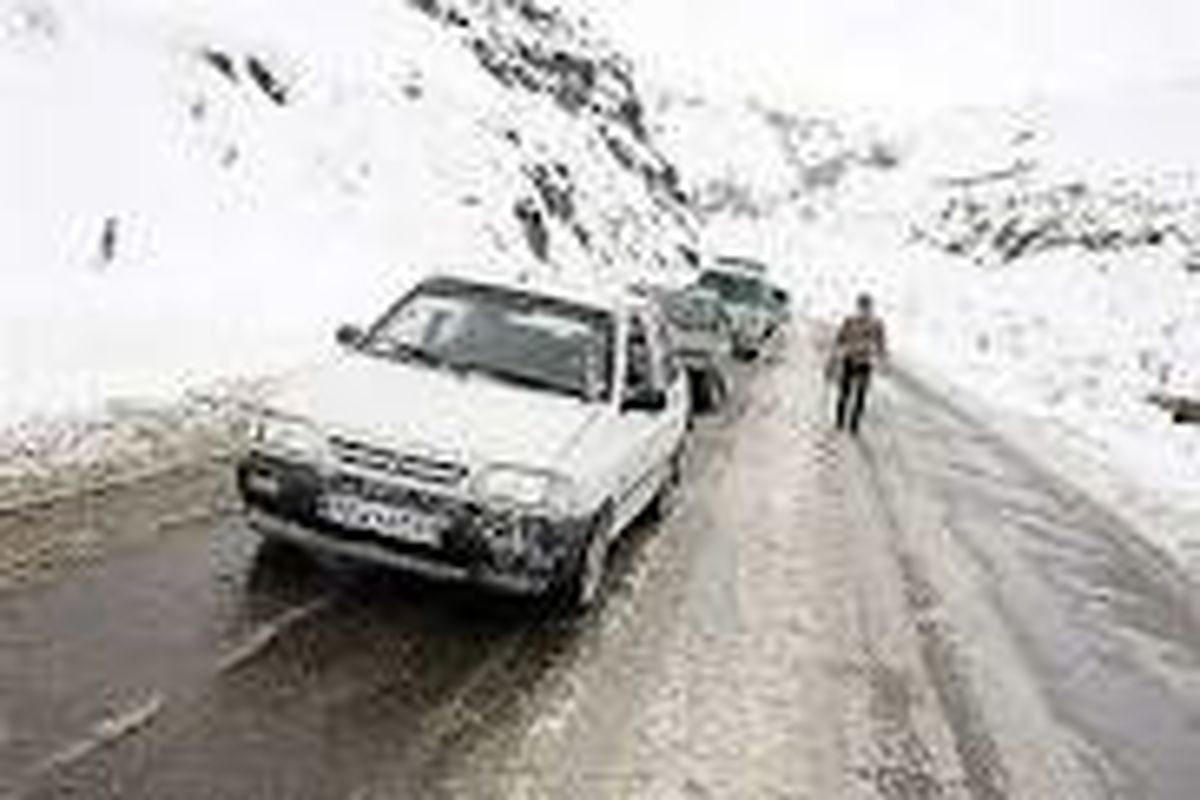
685;370;704;416
734;345;759;362
559;508;613;613
688;370;714;414
702;370;725;413
648;447;685;523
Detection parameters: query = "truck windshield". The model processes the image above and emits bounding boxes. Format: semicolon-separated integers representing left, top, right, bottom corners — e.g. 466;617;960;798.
698;270;763;305
361;278;615;402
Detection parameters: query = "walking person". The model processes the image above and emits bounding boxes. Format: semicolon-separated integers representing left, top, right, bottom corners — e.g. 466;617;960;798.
829;293;887;434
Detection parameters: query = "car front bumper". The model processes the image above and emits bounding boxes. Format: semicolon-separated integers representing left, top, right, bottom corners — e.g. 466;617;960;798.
236;453;591;596
244;508;564;594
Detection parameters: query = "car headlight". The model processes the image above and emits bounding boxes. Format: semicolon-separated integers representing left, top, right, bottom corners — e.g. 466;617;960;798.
473;466;574;515
252;413;324;460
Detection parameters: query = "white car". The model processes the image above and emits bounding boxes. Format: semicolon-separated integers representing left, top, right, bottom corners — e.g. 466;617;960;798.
237;274;690;609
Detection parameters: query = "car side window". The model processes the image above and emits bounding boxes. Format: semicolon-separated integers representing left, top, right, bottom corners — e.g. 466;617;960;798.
625;315;654;394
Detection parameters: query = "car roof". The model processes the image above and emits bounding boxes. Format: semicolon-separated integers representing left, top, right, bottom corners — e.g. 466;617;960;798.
701;263;766;282
712;255;768;274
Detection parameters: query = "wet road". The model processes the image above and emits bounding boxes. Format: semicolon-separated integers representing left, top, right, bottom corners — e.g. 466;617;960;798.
2;326;1199;799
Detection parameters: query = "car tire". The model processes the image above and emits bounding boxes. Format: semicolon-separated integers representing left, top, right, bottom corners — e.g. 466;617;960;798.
688;370;716;414
557;506;614;613
648;447;685;523
734;345;759;362
701;370;726;413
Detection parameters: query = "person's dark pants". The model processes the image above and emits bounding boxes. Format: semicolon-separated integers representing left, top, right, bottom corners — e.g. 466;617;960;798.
835;359;872;433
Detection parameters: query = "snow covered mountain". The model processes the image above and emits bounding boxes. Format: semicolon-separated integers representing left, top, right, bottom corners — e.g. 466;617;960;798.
0;0;695;428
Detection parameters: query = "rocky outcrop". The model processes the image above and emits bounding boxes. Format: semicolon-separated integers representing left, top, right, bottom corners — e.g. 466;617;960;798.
915;175;1200;267
407;0;690;216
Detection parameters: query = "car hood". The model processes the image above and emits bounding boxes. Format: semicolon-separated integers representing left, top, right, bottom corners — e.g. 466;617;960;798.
264;353;604;472
723;301;767;320
673;328;729;356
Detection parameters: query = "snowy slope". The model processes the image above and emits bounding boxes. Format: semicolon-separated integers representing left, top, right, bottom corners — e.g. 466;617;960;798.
895;94;1200;498
0;0;694;429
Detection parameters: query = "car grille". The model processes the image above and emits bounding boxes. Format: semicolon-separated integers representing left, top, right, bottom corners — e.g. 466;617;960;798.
329;436;468;487
327;472;469;515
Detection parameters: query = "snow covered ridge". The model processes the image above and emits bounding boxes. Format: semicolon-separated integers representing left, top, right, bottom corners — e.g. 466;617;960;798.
407;0;689;208
903;89;1200;271
913;171;1200;268
0;0;702;506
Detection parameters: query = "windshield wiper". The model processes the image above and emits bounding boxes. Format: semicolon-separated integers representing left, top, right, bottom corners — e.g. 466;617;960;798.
365;341;447;370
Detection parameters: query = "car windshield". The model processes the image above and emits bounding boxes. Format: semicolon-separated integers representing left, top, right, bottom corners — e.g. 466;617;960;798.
698;270;763;305
360;278;614;401
661;292;724;332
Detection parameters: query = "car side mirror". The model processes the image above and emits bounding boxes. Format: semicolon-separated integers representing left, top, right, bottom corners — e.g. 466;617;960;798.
621;386;667;413
335;323;365;348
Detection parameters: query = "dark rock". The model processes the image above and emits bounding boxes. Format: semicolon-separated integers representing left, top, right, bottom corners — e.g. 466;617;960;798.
245;55;289;106
200;48;237;82
1174;403;1200;424
97;216;119;268
514;198;549;260
1148;393;1200;425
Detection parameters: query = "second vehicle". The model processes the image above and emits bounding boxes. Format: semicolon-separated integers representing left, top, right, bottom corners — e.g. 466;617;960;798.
695;256;787;360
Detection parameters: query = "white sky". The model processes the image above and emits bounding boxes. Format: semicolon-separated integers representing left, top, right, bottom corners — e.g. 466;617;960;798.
584;0;1200;118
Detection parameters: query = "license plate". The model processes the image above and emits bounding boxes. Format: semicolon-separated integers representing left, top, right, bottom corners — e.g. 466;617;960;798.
322;494;443;546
